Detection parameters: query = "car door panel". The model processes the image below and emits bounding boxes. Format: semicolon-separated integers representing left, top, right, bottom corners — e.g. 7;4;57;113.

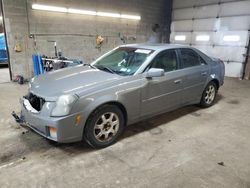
141;72;183;117
177;48;210;105
140;50;183;117
181;65;209;104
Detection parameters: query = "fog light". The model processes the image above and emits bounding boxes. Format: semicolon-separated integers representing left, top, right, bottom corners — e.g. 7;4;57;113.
49;127;57;139
75;114;81;125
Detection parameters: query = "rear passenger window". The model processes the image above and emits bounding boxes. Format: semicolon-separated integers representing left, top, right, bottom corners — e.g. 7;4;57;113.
200;57;206;65
150;50;178;72
180;49;201;68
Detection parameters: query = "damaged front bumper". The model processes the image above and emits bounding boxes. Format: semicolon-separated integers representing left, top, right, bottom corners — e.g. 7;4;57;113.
12;97;84;143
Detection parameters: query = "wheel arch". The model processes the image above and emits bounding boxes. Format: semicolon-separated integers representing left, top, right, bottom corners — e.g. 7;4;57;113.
209;79;219;90
200;78;219;108
103;101;128;125
84;100;128;130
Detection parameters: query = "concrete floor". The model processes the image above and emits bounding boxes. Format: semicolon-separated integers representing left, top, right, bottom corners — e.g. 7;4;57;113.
0;78;249;188
0;66;10;83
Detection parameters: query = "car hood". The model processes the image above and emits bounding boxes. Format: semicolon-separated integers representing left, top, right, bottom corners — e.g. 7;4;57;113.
30;65;121;101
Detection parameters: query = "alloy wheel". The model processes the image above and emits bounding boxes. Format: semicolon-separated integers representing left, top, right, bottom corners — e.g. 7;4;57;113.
93;112;120;142
204;85;216;104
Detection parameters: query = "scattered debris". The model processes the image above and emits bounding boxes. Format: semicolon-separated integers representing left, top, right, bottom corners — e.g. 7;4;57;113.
22;130;29;135
11;111;23;123
218;162;225;166
13;75;24;85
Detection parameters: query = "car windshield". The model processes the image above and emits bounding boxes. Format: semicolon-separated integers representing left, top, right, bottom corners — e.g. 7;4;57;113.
93;47;154;76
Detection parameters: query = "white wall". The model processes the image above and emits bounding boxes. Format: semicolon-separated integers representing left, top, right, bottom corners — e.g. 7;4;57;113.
170;0;250;78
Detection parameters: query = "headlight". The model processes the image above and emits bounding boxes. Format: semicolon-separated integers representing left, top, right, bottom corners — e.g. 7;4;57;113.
51;94;78;117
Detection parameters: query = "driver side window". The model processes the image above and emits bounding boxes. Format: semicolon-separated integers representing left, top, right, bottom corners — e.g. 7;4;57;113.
150;50;178;72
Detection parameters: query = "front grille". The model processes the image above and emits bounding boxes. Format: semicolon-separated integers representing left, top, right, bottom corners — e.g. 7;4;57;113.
25;93;45;112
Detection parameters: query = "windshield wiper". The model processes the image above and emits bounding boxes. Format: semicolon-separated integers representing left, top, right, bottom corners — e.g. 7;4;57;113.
83;63;96;69
95;65;116;74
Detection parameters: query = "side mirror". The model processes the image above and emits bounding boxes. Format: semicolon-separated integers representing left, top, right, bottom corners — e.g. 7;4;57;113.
145;68;164;78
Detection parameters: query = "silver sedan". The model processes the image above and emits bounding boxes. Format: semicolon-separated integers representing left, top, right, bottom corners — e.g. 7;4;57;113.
16;44;225;148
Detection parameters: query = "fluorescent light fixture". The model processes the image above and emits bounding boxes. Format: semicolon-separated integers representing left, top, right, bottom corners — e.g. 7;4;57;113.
32;4;67;13
68;8;97;15
175;35;186;41
196;35;210;41
121;14;141;20
96;12;120;18
223;35;240;42
31;4;141;20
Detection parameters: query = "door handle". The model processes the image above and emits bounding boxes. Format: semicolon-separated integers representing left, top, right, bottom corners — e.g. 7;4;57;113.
174;79;182;84
201;72;207;76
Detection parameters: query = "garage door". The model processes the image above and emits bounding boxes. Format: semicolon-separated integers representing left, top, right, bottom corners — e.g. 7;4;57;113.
170;0;250;78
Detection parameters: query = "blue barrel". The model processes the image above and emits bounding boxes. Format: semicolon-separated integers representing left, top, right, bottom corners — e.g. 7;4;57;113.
32;54;39;76
38;55;44;74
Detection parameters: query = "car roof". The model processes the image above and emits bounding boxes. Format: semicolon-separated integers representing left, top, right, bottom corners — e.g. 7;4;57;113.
119;43;212;63
120;43;191;51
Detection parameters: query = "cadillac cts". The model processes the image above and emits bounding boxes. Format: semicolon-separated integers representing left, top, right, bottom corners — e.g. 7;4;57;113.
14;44;225;148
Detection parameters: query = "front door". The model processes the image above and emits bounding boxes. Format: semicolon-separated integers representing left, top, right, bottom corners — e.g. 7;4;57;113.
141;50;183;117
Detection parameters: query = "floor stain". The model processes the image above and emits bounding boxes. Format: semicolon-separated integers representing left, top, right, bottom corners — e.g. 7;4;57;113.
191;112;201;117
0;153;13;163
149;127;163;135
227;99;239;105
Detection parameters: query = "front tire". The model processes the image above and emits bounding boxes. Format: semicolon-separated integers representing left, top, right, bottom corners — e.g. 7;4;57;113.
84;104;125;148
200;81;217;107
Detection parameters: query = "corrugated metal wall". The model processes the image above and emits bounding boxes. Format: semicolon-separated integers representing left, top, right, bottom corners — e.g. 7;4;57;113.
170;0;250;78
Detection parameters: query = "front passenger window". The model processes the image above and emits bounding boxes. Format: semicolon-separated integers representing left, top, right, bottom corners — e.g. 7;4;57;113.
150;50;177;72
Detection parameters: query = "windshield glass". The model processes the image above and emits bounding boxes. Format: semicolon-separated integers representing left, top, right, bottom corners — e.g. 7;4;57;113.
93;47;154;76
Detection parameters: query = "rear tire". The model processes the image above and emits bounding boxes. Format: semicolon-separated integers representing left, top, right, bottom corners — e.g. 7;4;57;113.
200;81;217;108
84;104;125;148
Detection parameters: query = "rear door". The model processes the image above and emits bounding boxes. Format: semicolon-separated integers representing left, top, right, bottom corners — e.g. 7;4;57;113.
141;49;183;117
178;48;209;105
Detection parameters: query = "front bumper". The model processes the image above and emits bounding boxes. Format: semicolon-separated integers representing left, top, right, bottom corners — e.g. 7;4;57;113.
18;98;84;143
